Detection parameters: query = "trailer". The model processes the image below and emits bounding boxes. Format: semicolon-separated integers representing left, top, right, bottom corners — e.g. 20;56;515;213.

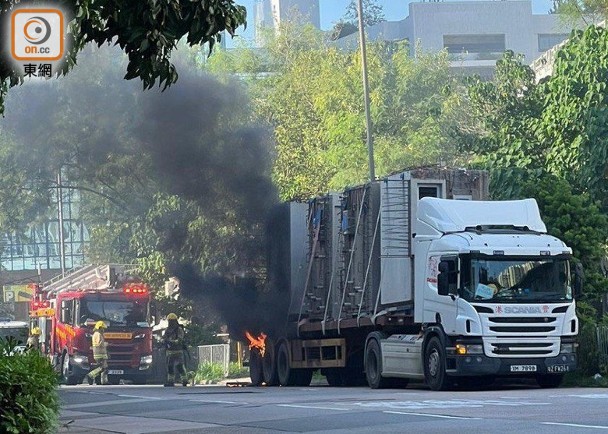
249;167;581;390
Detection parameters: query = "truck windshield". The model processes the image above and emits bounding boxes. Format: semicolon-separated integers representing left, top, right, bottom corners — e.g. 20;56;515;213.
80;299;149;327
459;257;572;303
0;326;28;344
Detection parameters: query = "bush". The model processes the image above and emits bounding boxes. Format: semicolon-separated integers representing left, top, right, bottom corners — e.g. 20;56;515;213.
227;362;249;379
0;338;59;434
194;362;225;384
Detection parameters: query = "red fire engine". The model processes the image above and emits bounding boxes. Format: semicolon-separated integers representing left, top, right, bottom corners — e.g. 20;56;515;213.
31;265;154;385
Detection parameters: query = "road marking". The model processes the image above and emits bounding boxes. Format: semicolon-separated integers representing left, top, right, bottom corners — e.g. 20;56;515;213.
117;394;163;400
542;422;608;430
64;398;152;409
343;399;549;410
384;411;482;420
278;404;351;411
190;399;247;404
568;394;608;399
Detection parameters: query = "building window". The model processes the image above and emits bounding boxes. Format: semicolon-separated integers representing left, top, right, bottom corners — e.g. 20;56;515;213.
443;34;506;54
538;34;569;52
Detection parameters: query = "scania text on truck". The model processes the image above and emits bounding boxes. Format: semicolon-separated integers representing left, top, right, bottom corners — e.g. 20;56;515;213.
30;264;154;385
249;167;581;390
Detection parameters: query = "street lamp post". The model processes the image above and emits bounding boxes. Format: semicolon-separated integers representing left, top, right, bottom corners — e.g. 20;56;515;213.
356;0;375;183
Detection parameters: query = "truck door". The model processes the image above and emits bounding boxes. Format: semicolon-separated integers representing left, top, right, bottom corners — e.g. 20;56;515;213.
426;255;459;332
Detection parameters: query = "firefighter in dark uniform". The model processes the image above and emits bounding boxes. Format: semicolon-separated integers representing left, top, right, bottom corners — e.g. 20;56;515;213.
87;321;109;385
163;313;188;387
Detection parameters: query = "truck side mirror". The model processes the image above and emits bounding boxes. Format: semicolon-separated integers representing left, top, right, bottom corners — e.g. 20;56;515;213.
573;262;584;298
437;262;450;296
437;259;458;297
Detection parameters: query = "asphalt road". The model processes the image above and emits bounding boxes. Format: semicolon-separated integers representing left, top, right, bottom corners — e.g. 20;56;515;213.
58;380;608;434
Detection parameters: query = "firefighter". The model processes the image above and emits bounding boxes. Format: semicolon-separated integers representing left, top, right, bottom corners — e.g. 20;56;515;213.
26;326;41;351
87;321;109;385
163;313;188;387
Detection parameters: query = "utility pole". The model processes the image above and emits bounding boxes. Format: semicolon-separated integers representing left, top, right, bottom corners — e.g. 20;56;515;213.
57;172;65;277
356;0;375;182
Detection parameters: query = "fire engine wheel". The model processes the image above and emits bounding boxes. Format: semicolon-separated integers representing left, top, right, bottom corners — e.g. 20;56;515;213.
61;353;78;386
365;335;388;389
276;340;312;386
262;339;279;386
249;349;264;386
424;336;451;391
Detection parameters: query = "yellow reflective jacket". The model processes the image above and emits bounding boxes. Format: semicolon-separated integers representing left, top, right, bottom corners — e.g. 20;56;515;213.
92;330;108;360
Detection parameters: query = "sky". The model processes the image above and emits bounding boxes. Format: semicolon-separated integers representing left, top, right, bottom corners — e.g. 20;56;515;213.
230;0;556;43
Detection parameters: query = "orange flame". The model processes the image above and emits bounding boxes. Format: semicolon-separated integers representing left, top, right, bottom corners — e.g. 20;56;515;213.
245;331;267;357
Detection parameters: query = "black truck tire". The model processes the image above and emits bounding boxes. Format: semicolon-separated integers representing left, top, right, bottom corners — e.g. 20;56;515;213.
277;340;313;386
424;336;451;391
249;348;264;386
365;334;389;389
262;339;279;386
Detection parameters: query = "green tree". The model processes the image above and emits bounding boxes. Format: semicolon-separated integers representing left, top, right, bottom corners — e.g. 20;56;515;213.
0;45;274;290
206;24;466;200
551;0;608;24
0;0;247;115
344;0;386;27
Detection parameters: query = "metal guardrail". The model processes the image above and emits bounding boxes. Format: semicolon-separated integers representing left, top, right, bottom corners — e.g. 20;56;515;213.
198;344;230;376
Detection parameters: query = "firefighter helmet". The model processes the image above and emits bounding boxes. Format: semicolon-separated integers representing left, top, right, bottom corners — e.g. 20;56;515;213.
167;313;178;320
94;321;107;330
31;326;41;335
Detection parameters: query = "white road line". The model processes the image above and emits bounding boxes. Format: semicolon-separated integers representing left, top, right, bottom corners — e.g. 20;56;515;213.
384;410;482;420
190;400;246;404
278;404;351;411
542;422;608;430
64;398;151;409
117;394;164;400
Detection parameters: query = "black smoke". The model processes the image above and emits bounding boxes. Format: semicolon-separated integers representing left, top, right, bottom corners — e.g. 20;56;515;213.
1;45;291;340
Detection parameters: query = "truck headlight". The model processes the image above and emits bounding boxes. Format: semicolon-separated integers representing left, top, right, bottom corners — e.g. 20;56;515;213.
456;344;484;355
560;342;576;354
140;355;153;365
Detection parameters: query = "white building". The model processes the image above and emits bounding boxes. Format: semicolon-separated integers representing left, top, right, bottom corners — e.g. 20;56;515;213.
255;0;320;43
338;1;574;77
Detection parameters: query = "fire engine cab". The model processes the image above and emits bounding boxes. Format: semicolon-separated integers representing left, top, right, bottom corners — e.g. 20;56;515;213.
31;264;154;385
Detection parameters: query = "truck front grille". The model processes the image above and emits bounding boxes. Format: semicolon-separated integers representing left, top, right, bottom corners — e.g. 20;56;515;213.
487;316;557;335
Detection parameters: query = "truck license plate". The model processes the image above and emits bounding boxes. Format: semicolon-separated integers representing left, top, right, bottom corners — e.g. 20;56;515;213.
108;370;124;375
547;365;570;373
510;365;537;372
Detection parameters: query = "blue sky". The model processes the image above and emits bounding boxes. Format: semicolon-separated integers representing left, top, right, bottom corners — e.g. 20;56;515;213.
231;0;555;41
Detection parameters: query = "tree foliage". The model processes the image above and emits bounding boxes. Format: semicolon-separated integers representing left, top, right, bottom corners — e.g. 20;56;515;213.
344;0;386;27
0;0;247;115
207;25;467;200
551;0;608;24
0;46;275;297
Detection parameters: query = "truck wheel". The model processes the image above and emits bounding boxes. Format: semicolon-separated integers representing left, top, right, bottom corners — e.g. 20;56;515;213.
249;349;263;386
62;353;78;386
424;336;451;391
262;339;279;386
276;340;293;386
536;374;563;388
365;337;388;389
